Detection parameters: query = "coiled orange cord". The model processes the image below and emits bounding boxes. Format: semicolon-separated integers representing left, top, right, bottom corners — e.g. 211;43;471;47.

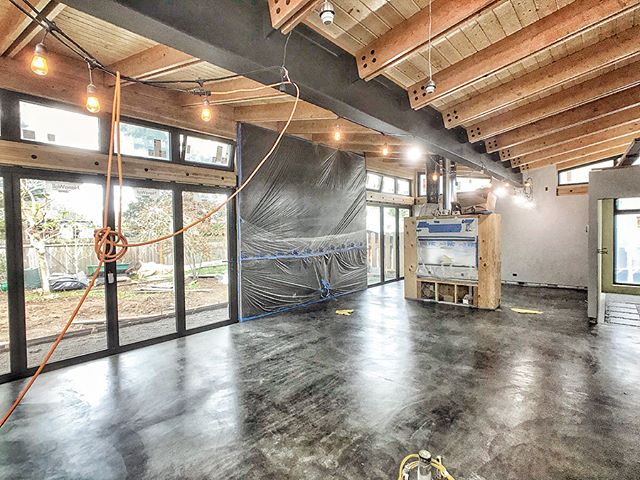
0;70;300;428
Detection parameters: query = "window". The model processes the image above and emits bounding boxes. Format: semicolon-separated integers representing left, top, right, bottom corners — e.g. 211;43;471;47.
381;176;395;193
397;179;411;196
116;185;176;345
366;172;382;191
20;178;106;367
558;159;614;185
418;173;426;197
119;122;170;160
0;179;7;374
181;134;232;167
366;205;381;285
19;101;99;150
456;177;491;192
182;191;229;329
614;197;640;286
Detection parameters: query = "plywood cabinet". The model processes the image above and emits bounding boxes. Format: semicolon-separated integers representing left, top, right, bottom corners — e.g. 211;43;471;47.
404;214;501;310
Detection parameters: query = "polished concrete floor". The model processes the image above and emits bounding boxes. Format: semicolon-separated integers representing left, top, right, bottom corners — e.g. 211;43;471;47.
1;283;640;479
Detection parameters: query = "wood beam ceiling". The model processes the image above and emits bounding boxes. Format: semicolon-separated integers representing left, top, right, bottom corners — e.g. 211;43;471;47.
408;0;640;109
486;85;640;153
355;0;496;81
521;143;629;171
451;27;640;135
504;107;640;163
465;57;640;142
233;102;338;122
1;0;65;58
106;44;202;85
277;119;373;134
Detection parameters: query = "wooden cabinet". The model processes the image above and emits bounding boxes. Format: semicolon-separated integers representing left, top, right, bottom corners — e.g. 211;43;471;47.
403;214;501;310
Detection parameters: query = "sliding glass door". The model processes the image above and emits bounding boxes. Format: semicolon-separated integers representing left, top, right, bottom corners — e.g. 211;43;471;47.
366;204;411;286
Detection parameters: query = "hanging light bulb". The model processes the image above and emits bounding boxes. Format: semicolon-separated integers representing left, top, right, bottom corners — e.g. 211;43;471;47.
382;143;389;156
425;0;436;95
85;66;100;113
426;78;436;94
201;97;212;122
333;125;341;141
85;83;100;113
431;170;439;182
31;42;48;76
407;145;422;162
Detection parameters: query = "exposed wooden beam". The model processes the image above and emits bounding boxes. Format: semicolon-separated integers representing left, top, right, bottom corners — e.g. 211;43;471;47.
279;119;373;134
504;107;640;162
106;45;202;86
355;0;495;81
0;0;51;55
512;129;640;168
311;133;406;146
616;138;640;166
467;57;640;141
452;27;640;133
0;140;235;187
557;184;589;195
0;50;235;139
3;1;65;58
521;143;629;171
234;102;337;122
180;77;287;106
268;0;315;29
554;149;627;171
486;85;640;152
280;0;320;34
408;0;640;109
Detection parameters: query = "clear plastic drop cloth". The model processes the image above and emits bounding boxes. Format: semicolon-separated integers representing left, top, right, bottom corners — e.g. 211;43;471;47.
237;123;367;320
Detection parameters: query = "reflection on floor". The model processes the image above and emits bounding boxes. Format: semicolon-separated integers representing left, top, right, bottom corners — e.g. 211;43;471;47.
1;283;640;479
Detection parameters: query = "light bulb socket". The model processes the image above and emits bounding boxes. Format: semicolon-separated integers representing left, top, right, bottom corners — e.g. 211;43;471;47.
86;83;97;96
426;79;436;94
34;42;47;56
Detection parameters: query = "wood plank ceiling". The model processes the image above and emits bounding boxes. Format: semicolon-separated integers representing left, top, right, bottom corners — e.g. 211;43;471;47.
0;0;442;178
269;0;640;173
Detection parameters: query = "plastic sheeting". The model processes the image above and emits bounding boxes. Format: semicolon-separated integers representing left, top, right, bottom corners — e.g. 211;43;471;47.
237;123;367;320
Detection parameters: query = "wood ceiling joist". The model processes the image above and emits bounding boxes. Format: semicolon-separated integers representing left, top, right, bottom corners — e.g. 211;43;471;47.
553;149;627;171
463;56;640;141
179;77;287;106
311;133;406;146
233;102;338;122
355;0;496;81
511;128;640;168
520;141;630;171
2;0;65;58
485;84;640;152
268;0;317;29
0;0;56;56
106;45;202;86
407;0;640;109
275;119;373;134
503;105;640;162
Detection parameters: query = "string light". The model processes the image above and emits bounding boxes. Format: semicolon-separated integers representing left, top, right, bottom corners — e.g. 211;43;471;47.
382;144;389;156
431;170;439;182
333;125;341;141
85;66;100;113
201;97;212;122
31;40;48;76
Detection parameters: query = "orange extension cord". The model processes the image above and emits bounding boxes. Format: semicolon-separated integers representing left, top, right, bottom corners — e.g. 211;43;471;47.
0;70;300;428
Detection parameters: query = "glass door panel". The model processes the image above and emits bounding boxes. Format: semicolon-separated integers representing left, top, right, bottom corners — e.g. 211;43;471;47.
383;207;397;281
0;179;9;373
182;191;230;329
399;208;410;278
116;185;176;345
366;205;381;285
21;178;107;367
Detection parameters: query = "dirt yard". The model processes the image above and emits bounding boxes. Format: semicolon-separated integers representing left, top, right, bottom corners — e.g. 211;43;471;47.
0;276;228;342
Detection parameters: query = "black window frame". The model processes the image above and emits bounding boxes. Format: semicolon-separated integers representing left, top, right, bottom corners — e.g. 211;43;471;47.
179;130;236;172
613;197;640;287
0;88;239;384
116;118;174;162
366;171;412;197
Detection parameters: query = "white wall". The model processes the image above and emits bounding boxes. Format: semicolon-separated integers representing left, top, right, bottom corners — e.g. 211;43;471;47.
495;166;589;288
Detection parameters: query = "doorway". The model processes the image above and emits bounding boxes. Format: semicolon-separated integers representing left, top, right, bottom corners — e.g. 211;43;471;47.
366;204;411;286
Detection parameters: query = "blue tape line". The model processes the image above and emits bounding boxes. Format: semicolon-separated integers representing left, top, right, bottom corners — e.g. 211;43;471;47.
240;289;357;321
240;245;366;262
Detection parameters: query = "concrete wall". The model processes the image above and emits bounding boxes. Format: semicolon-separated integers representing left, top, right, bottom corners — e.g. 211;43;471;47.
495;166;589;288
587;165;640;318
